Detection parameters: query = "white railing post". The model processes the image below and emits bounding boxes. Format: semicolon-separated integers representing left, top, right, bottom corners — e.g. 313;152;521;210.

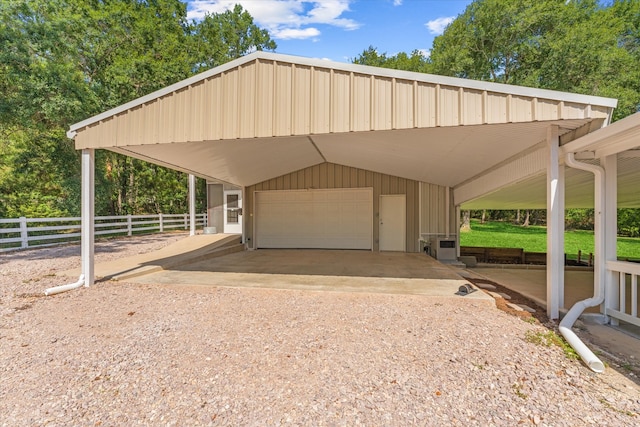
159;213;164;232
19;217;28;249
127;214;132;236
184;213;188;230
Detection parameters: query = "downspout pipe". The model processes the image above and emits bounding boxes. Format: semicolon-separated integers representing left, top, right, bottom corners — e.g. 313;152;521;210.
44;275;85;297
561;152;605;373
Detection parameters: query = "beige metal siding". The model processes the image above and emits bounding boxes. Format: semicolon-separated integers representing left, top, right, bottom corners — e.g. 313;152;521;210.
420;183;453;236
246;162;420;252
73;57;614;149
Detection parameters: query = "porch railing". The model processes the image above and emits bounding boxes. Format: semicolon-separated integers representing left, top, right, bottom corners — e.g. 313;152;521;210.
0;213;207;252
606;260;640;328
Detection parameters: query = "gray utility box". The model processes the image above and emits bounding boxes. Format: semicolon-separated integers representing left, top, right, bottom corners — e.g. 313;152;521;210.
430;237;457;262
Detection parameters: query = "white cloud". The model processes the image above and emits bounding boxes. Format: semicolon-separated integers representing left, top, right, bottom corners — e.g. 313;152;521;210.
393;0;403;5
274;27;321;40
425;16;454;35
187;0;360;41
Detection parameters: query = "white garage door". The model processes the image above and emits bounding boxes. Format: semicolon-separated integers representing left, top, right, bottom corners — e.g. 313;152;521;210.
255;188;373;249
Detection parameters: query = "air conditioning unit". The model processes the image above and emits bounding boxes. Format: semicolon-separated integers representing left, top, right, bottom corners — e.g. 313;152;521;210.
430;237;457;263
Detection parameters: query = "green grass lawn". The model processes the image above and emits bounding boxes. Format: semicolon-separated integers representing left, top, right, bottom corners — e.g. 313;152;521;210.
460;220;640;260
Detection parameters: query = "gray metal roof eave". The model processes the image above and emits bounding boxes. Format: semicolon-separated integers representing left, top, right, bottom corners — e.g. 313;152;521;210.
68;51;619;137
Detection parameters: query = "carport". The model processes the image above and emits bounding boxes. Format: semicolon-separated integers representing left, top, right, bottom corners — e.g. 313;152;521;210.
65;51;640;328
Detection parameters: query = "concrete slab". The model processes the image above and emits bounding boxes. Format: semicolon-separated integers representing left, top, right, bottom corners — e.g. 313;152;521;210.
125;249;494;301
59;234;242;281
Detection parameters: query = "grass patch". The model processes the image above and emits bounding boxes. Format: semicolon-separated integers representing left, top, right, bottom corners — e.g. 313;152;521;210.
460;220;640;260
524;330;580;361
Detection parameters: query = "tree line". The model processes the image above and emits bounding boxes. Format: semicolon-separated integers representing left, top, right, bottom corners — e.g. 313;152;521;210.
2;0;639;236
1;0;275;218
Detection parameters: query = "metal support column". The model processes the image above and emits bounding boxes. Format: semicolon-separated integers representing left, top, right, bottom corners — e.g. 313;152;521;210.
546;125;564;319
189;174;196;236
81;149;95;287
603;154;618;324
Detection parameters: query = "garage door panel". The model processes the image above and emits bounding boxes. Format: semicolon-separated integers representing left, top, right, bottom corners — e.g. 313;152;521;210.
256;188;373;249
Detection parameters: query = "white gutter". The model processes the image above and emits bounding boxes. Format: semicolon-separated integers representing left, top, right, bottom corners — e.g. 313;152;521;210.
44;275;85;296
561;152;605;373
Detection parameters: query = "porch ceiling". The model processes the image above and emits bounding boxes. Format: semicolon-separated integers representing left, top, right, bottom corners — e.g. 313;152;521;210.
113;118;595;189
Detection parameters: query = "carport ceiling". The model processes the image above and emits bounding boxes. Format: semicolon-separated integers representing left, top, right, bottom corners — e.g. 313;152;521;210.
114;118;595;188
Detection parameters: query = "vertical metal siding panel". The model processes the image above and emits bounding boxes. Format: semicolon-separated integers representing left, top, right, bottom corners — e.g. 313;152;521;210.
373;172;382;251
350;168;358;186
564;102;585;119
590;105;609;119
365;170;374;187
312;164;321;188
486;93;508;124
331;71;350;133
283;174;291;190
290;170;298;189
372;77;392;130
274;63;292;136
512;96;533;123
416;83;437;128
335;164;344;187
238;63;256;138
312;68;331;134
222;71;239;139
255;60;274;137
537;99;558;121
352;74;370;131
319;163;328;188
394;80;413;130
268;178;277;190
276;176;284;189
176;88;190;142
342;166;351;187
304;167;313;187
327;163;336;188
208;76;223;141
357;169;366;187
439;86;459;127
295;169;303;188
292;65;311;135
381;175;390;194
463;90;483;125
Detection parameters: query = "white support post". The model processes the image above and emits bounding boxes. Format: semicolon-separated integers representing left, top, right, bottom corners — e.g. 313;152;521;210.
189;174;196;236
546;125;564;320
81;149;95;287
19;217;28;249
603;154;618;324
159;213;164;233
455;205;461;258
127;214;132;236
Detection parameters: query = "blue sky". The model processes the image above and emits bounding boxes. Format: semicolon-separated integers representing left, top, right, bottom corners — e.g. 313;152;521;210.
185;0;474;63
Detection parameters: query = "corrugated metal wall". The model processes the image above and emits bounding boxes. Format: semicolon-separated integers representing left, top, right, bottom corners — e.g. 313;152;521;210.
74;58;611;149
420;183;456;237
245;162;420;252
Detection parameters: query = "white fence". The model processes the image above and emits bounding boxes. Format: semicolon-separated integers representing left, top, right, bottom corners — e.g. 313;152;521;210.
606;260;640;328
0;213;207;252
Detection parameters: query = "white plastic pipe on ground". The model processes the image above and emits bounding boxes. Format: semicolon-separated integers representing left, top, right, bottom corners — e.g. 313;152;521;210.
561;152;605;373
44;275;85;296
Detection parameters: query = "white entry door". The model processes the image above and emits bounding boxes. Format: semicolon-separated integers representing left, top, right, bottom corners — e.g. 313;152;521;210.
223;190;243;234
379;195;406;251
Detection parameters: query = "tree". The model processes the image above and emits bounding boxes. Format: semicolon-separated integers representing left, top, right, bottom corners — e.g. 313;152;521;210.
429;0;640;120
190;4;276;72
352;46;429;72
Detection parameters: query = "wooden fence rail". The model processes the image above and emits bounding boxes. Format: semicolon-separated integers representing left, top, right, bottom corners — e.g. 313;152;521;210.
0;213;207;252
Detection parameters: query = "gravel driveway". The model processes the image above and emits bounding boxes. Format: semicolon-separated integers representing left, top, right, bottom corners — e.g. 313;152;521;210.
1;233;638;426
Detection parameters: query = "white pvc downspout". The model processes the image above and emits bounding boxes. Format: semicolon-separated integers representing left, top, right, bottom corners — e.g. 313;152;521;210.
44;275;85;296
561;152;605;373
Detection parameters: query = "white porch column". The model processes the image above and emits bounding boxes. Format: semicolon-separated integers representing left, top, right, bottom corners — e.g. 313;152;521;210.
189;174;196;236
81;149;95;287
603;154;618;324
546;125;564;319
